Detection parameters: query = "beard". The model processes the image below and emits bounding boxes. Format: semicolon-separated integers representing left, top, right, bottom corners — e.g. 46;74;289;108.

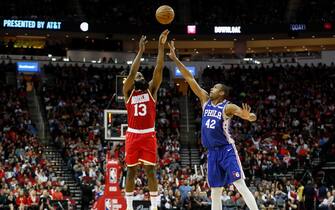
134;80;149;91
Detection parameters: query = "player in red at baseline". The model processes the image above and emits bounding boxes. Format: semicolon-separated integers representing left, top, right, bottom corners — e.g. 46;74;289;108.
123;29;169;210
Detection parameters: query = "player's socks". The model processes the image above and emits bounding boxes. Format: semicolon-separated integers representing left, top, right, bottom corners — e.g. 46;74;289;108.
211;187;223;210
233;179;259;210
126;192;134;210
149;191;159;210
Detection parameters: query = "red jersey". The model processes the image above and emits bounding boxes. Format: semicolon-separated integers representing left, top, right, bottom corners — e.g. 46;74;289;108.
126;89;156;130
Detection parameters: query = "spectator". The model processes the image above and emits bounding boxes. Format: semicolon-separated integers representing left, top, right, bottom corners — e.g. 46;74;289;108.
27;190;39;210
51;187;64;201
303;180;316;210
16;190;27;210
0;82;73;209
288;197;298;210
39;190;53;210
179;180;193;202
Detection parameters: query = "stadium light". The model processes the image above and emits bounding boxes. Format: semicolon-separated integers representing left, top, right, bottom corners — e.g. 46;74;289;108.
80;22;89;32
187;25;196;34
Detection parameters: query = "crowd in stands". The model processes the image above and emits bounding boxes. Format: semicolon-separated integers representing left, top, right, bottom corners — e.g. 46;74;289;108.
0;81;73;209
1;60;335;210
41;63;180;208
200;63;335;167
41;63;121;208
39;62;335;209
195;63;335;209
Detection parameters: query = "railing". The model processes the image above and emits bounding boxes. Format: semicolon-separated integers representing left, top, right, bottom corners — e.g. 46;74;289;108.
31;87;45;140
186;95;189;133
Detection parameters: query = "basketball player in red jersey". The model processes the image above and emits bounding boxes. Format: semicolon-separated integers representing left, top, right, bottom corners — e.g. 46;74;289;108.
123;29;169;210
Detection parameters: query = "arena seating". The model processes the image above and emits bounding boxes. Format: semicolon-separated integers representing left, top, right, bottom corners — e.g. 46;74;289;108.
40;63;181;208
38;62;335;209
195;63;335;208
0;82;73;209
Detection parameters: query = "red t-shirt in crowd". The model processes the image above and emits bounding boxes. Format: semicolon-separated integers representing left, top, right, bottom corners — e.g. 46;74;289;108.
52;191;64;200
16;196;27;206
27;196;39;206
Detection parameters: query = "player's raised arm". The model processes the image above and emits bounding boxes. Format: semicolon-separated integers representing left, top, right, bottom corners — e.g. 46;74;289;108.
167;41;209;106
224;103;257;122
123;35;148;100
149;29;170;99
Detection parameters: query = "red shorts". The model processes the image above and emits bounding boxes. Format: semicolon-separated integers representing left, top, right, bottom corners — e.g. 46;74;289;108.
125;131;157;166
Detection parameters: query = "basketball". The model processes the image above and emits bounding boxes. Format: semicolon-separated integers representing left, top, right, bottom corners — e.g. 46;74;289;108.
155;5;175;25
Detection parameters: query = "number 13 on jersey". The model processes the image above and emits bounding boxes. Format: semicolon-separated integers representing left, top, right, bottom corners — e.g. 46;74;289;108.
134;103;147;116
